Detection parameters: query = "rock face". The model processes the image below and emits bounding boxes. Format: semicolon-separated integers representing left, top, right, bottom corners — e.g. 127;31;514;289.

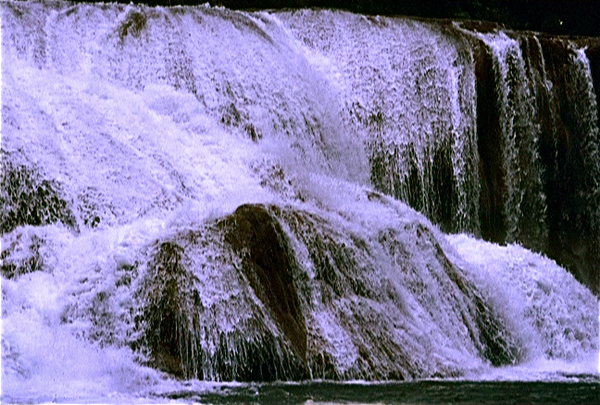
475;32;600;295
532;37;600;295
135;205;309;381
470;32;600;294
222;204;307;361
1;158;77;235
2;2;598;390
136;241;199;378
4;0;598;292
134;203;522;381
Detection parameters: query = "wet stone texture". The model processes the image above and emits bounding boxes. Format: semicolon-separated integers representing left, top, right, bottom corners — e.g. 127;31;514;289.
136;241;198;378
0;232;45;279
221;204;308;361
0;159;78;234
463;30;600;295
365;21;600;295
134;203;529;381
135;204;309;381
534;37;600;295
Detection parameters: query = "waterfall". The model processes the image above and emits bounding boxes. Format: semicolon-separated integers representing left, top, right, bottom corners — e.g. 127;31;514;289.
1;1;598;401
279;11;482;234
282;11;600;291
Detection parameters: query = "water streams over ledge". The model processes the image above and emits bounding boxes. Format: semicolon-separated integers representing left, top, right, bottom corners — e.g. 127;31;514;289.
1;1;598;401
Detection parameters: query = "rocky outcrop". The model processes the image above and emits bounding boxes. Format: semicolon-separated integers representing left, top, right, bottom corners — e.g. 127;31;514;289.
134;203;522;381
0;230;46;279
532;37;600;295
467;30;600;294
2;1;598;389
134;205;309;381
473;39;506;245
222;204;307;361
0;158;78;235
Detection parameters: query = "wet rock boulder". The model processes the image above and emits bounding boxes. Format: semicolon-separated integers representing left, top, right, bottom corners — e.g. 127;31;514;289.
134;204;309;381
221;204;307;361
135;203;523;381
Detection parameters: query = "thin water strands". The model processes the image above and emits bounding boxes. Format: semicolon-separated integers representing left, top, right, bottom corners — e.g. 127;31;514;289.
1;1;598;402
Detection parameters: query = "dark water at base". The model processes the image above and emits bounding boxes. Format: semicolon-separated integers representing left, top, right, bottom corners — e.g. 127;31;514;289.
158;380;600;405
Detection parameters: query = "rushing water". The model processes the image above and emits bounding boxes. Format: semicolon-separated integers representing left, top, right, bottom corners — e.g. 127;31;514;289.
1;1;599;403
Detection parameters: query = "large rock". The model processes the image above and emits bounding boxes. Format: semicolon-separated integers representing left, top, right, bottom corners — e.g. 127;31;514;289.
134;204;309;381
134;203;522;381
222;204;307;361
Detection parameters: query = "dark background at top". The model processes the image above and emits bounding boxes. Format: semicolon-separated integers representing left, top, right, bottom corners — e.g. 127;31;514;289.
72;0;600;37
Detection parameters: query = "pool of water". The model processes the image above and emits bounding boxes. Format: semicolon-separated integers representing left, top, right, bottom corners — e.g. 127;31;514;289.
153;379;599;405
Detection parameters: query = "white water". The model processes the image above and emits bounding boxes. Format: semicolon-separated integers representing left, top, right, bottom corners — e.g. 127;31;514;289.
446;235;599;380
280;10;480;232
473;31;545;243
1;1;598;402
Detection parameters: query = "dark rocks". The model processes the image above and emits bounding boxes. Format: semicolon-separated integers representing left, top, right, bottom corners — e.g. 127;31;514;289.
532;37;600;295
585;43;600;127
382;222;523;367
0;232;45;279
431;138;457;233
135;205;309;381
461;29;600;295
118;11;147;40
474;40;507;245
417;27;600;295
133;203;528;380
0;159;78;234
221;204;307;361
136;241;198;378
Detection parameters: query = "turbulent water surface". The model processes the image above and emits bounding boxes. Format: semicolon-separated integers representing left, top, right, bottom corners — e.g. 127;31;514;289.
1;1;599;403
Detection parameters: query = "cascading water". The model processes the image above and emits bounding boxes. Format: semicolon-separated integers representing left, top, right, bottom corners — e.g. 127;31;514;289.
282;11;600;291
473;31;547;248
1;1;598;403
280;11;482;234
